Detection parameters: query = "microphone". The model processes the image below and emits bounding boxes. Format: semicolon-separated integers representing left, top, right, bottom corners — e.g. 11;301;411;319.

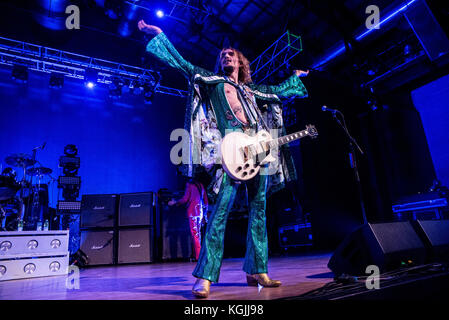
321;105;340;115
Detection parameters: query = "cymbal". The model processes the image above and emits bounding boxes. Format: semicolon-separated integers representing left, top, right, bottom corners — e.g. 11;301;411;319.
5;153;37;168
26;167;53;176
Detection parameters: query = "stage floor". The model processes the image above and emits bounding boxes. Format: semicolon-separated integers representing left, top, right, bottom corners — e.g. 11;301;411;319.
0;252;334;300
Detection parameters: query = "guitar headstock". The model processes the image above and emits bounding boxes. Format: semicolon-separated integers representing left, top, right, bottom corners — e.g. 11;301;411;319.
305;124;318;139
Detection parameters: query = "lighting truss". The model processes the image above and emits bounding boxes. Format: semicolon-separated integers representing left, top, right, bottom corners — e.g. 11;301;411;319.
0;36;188;98
250;31;303;84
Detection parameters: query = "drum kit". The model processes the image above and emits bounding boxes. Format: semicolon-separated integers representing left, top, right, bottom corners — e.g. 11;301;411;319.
0;150;53;231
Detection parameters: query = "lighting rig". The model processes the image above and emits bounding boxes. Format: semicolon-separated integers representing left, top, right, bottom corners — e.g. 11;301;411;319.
57;144;81;217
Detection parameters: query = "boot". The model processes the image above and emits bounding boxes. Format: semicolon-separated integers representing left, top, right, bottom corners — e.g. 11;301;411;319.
192;278;211;298
246;273;281;287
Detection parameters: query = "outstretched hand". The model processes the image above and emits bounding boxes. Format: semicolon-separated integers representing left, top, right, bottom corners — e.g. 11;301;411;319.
294;70;309;77
138;20;162;35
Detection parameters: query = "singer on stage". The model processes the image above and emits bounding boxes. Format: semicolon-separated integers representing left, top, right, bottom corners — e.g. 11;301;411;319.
138;20;309;298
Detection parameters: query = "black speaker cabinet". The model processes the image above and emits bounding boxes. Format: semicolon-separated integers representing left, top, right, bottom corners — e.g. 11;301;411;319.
119;192;154;227
118;228;154;264
413;219;449;262
328;222;426;277
80;194;117;228
80;229;115;266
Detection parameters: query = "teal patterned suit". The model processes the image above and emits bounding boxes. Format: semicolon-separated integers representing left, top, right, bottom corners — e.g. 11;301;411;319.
146;32;307;282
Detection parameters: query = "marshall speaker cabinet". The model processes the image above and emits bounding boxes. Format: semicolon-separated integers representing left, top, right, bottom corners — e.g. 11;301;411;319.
117;228;154;264
80;194;118;228
116;192;155;264
80;229;115;266
118;192;154;227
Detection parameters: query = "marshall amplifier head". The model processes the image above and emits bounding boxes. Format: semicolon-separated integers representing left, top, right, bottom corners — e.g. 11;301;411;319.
80;230;115;266
119;192;154;227
80;194;118;228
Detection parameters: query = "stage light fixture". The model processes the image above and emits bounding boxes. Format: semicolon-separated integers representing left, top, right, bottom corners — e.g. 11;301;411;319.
57;201;81;213
11;64;28;83
156;10;164;18
59;156;80;169
109;77;124;99
62;188;80;202
84;68;98;88
58;176;81;188
133;85;144;95
64;144;78;157
49;72;64;89
143;82;156;105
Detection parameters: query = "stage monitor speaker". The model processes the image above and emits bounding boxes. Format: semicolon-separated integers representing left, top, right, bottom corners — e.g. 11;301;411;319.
80;230;115;266
118;228;154;264
328;222;426;277
413;219;449;262
80;194;117;228
119;192;153;227
405;0;449;62
161;204;192;260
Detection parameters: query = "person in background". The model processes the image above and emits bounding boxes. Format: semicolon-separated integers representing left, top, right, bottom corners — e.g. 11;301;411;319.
168;178;208;261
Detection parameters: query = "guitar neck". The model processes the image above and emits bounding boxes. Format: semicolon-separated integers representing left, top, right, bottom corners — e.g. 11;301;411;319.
268;129;309;148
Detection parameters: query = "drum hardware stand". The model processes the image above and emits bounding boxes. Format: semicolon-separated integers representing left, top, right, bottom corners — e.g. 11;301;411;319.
0;203;7;230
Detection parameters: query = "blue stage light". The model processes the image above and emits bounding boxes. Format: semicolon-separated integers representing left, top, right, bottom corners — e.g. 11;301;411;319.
84;68;98;88
86;82;95;89
156;10;164;18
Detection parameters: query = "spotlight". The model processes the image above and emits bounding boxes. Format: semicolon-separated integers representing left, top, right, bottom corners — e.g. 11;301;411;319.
86;82;95;89
156;10;164;18
49;72;64;89
84;68;98;88
11;64;28;83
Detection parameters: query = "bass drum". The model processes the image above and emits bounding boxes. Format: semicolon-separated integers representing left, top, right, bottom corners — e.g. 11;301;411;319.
0;168;20;201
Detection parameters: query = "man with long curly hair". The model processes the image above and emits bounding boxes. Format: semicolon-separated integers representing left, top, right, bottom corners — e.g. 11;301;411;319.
138;20;309;298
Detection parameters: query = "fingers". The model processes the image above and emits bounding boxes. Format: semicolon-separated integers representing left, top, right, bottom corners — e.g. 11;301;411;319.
294;69;310;77
138;19;150;30
138;20;144;30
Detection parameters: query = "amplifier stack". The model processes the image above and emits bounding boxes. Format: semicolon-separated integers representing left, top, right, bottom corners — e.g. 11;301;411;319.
79;192;155;266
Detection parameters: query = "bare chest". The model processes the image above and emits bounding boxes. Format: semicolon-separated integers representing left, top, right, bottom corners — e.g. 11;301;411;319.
224;83;240;109
224;83;248;124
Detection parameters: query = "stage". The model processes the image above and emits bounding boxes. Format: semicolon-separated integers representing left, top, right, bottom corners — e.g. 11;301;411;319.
0;252;333;300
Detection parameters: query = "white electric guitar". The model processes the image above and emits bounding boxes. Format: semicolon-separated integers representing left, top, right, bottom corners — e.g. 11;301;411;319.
221;125;318;181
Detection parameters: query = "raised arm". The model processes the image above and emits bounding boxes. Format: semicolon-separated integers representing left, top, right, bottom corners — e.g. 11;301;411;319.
138;20;196;78
250;70;309;99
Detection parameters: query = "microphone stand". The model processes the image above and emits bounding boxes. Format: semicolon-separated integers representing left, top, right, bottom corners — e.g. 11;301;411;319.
330;110;368;225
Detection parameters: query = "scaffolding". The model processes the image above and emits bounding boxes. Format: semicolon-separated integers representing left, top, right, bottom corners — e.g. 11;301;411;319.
250;31;303;84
